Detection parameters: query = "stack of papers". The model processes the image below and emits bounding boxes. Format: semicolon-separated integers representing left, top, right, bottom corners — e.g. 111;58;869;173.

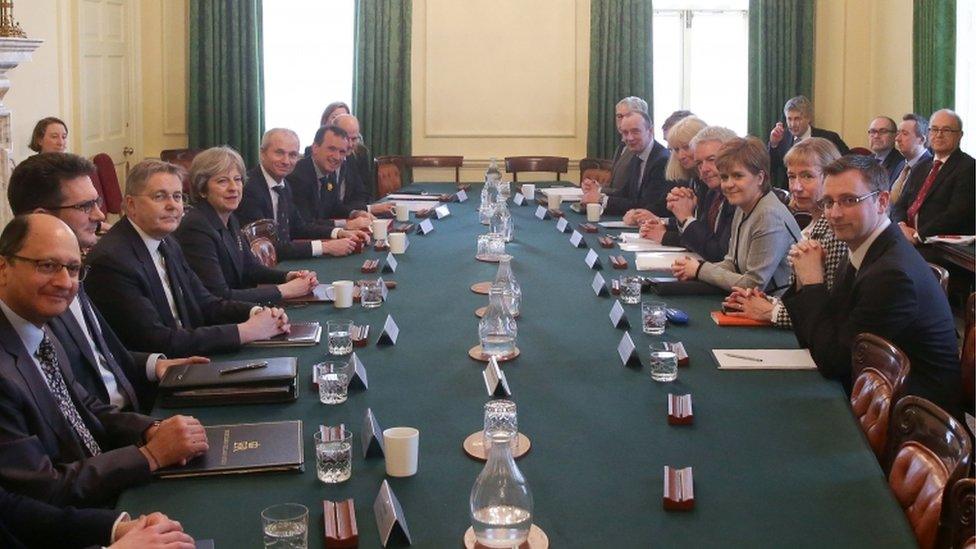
635;251;701;271
390;200;441;212
711;349;817;370
617;233;685;252
539;187;584;202
924;235;976;245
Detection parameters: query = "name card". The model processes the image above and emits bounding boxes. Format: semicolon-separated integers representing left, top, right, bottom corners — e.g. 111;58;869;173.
534;205;550;220
591;272;609;297
456;189;468;202
609;300;630;329
383;252;397;273
585;248;603;270
350;353;368;389
377;315;399;345
570;230;585;248
374;480;412;546
617;331;642;368
418;218;434;235
482;356;512;397
555;217;570;233
361;407;385;457
377;277;390;301
512;192;525;206
435;205;451;219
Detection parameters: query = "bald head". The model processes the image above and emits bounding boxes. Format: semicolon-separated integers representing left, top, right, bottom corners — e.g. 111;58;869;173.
332;114;362;149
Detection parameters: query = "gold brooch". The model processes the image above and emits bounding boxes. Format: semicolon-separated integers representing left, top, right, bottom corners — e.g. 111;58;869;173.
327;183;334;192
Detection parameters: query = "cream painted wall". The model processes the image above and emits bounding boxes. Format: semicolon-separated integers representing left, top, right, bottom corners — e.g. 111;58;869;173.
140;0;188;159
814;0;914;150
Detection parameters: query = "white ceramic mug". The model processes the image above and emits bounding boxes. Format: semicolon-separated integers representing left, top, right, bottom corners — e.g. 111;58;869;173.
372;219;388;240
587;203;603;222
332;280;354;308
521;184;536;200
549;193;562;210
395;203;409;222
383;427;419;477
388;232;407;254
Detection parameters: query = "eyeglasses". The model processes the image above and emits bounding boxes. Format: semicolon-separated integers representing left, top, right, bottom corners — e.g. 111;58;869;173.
867;129;894;136
139;191;185;203
815;190;880;210
5;255;89;281
928;127;961;135
46;197;103;214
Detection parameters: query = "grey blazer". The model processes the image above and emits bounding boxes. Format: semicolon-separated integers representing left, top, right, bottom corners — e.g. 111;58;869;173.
697;191;801;295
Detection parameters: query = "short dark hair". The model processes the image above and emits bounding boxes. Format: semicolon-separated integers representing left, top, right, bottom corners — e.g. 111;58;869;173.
823;154;888;193
716;137;772;193
28;117;67;153
8;153;96;215
662;110;694;135
320;102;351;126
312;125;349;146
902;113;929;141
0;215;33;257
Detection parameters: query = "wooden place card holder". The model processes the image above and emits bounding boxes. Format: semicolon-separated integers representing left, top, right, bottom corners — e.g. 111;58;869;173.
610;279;621;295
666;341;689;367
374;240;390;252
550;209;565;218
320;423;347;442
663;466;695;511
323;499;358;548
667;394;693;425
610;255;629;269
580;222;599;233
599;236;615;249
393;222;416;234
351;325;370;348
415;208;432;218
361;259;380;274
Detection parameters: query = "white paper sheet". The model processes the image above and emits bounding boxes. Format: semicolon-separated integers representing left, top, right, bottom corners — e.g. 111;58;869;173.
539;187;584;202
598;221;632;228
391;200;441;211
384;193;441;201
634;252;701;271
924;235;976;245
619;242;686;252
711;349;817;370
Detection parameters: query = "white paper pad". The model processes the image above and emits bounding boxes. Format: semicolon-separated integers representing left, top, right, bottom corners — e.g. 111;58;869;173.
391;200;441;211
712;349;817;370
384;193;441;201
598;221;632;229
635;252;701;271
924;235;976;245
620;242;686;252
539;187;584;202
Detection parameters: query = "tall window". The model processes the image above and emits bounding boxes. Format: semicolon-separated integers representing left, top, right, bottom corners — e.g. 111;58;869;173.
957;0;974;152
263;0;355;148
653;0;749;137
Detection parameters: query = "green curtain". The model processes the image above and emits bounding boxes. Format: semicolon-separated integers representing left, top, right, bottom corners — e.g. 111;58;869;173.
188;0;264;168
914;0;956;115
587;0;654;160
746;0;815;139
353;0;412;157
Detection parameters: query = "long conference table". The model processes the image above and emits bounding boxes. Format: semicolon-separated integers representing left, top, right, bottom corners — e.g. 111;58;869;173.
117;184;916;547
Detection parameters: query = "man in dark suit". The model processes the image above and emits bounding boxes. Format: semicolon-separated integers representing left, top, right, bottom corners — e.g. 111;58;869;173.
7;153;208;413
85;160;289;357
605;97;652;193
768;95;849;188
0;214;207;506
889;113;932;206
783;156;962;417
580;110;672;216
333;114;384;207
890;109;975;243
866;116;903;184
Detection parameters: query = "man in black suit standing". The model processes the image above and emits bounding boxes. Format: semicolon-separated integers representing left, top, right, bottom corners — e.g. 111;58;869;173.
237;128;362;260
0;214;208;506
889;113;932;206
85;160;289;357
866;116;903;184
768;95;849;188
891;109;975;243
7;153;209;413
783;155;962;417
579;110;672;216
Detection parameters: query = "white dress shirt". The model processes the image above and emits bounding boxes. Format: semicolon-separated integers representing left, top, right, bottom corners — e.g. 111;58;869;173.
130;223;182;328
261;164;327;255
66;297;127;408
849;218;891;270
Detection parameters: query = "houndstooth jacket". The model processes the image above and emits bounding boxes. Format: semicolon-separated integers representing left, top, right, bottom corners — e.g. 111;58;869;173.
772;216;847;328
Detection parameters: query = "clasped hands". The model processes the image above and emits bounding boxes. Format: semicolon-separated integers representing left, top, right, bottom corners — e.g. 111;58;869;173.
788;239;826;288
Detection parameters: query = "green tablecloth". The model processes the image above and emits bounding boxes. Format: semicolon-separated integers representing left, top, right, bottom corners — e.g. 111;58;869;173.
117;185;915;548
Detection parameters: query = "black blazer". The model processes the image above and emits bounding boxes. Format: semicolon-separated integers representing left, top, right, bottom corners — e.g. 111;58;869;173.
879;148;905;185
783;223;962;417
351;143;377;201
85;218;253;357
604;140;672;216
661;187;735;262
769;127;850;188
289;157;370;223
174;200;287;304
47;288;152;413
0;312;155;507
237;166;337;259
889;148;975;238
1;487;118;548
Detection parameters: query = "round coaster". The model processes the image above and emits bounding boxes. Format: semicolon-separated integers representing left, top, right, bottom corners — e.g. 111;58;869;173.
475;254;501;263
463;430;531;461
468;345;520;362
470;281;493;295
463;524;548;549
475;306;520;319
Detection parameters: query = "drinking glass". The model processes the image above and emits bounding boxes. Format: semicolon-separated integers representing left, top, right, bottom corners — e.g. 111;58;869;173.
619;276;642;305
316;360;351;404
483;399;519;452
314;430;353;483
648;343;678;382
261;503;308;549
641;301;667;335
326;320;353;355
360;280;383;309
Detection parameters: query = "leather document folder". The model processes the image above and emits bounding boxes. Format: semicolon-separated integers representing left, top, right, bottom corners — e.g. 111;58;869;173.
158;357;298;407
156;420;304;478
249;321;321;347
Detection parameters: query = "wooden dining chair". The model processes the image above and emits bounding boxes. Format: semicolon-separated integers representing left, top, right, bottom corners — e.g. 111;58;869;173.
579;158;613;187
927;262;950;295
90;153;123;214
406;156;463;185
160;148;202;195
962;293;975;411
375;156;407;198
849;333;911;461
938;477;974;549
504;156;569;183
241;219;278;245
249;237;278;268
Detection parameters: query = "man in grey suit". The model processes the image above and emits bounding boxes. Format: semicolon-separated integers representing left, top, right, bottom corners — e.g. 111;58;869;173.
0;214;207;507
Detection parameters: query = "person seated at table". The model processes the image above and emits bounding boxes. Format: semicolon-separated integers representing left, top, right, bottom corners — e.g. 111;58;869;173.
333;113;379;202
671;137;801;295
605;96;652;192
580;110;672;217
28;117;69;154
782;155;962;417
237;128;364;260
638;126;738;262
85;160;290;357
1;486;194;549
0;214;209;507
174;146;318;304
722;137;846;326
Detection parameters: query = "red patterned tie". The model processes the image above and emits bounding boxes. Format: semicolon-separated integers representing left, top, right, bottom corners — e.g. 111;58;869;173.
906;160;943;228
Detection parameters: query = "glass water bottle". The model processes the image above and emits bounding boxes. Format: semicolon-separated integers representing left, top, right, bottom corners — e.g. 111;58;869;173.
469;430;534;548
493;255;521;317
478;286;517;356
489;200;513;242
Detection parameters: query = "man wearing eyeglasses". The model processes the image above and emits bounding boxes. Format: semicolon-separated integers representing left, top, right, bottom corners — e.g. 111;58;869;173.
0;214;209;506
7;153;209;413
866;116;903;184
85;160;290;357
782;155;962;418
890;109;975;243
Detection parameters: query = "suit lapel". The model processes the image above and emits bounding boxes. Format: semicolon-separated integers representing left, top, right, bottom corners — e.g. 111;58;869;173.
52;305;99;374
121;220;178;327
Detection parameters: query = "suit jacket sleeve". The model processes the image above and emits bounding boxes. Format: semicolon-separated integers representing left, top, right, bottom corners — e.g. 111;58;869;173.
918;158;976;237
697;209;795;291
677;207;733;263
236;182;267;227
0;488;117;547
605;151;671;216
